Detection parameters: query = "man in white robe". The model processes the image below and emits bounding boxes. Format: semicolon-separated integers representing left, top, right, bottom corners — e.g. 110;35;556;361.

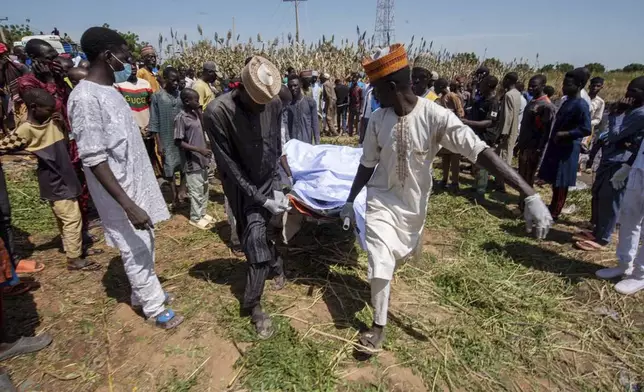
68;26;183;329
341;44;553;352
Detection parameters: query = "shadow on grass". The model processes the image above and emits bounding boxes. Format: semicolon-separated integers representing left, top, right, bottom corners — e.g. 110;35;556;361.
461;192;518;220
282;223;369;330
189;258;247;308
481;240;602;284
499;222;575;245
208;188;225;205
102;256;133;306
2;287;40;343
12;226;37;260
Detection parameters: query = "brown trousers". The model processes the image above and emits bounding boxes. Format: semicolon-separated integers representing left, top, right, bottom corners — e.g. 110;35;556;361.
325;102;338;136
50;199;83;259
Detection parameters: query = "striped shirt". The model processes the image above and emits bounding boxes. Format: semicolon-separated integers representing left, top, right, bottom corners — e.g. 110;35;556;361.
115;79;153;134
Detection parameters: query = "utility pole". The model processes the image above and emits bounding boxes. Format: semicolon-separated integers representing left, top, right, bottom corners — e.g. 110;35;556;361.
283;0;307;43
232;16;236;46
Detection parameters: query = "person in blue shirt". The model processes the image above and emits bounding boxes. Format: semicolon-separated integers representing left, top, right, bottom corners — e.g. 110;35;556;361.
576;86;644;251
539;69;591;220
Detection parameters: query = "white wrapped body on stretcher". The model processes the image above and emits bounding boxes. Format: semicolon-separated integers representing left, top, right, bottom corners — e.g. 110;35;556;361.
279;139;367;250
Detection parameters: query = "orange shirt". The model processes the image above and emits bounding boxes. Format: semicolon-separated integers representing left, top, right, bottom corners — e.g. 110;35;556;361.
136;67;161;92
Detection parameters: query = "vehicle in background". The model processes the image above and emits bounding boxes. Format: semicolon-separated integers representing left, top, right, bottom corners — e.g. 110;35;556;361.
13;35;81;57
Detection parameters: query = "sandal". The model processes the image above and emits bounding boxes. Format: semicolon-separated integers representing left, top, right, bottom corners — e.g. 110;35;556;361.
202;214;215;224
252;312;274;340
357;327;385;354
15;259;45;274
149;309;184;330
574;240;606;251
189;218;212;230
67;259;102;271
0;333;53;362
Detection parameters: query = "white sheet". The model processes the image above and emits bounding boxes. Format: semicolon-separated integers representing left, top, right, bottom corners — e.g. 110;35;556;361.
283;139;367;249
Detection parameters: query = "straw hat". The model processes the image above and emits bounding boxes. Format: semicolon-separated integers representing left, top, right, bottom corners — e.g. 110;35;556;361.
242;56;282;105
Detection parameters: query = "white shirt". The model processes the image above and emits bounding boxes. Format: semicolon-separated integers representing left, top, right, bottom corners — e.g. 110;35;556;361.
362;87;375;119
184;77;195;89
312;82;323;112
360;98;487;280
581;89;592;109
590;95;605;128
68;81;170;245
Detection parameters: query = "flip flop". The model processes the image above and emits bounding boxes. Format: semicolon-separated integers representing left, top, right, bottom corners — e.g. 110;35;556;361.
149;309;184;330
189;218;212;230
357;328;385;355
0;333;53;362
574;240;605;251
202;214;215;224
67;259;102;271
15;259;45;274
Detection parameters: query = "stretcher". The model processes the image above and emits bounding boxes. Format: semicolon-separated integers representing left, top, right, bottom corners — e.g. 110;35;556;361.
279;140;367;249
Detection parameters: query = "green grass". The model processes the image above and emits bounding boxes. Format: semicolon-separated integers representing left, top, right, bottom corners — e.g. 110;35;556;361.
6;168;56;235
4;150;644;391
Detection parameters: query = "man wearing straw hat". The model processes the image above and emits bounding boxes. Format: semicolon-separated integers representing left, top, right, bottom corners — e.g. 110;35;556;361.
341;44;554;352
203;56;289;339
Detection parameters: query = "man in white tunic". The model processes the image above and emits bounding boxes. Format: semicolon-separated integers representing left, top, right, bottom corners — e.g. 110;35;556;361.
341;44;553;351
67;27;183;329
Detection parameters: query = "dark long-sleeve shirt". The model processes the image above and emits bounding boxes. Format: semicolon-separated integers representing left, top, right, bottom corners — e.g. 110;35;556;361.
286;96;320;145
516;95;555;152
335;84;349;107
203;92;282;206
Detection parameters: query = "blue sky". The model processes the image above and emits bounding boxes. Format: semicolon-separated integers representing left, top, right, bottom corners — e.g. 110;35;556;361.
3;0;642;69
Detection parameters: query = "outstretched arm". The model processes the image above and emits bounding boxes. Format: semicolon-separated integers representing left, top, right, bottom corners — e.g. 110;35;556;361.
476;148;535;197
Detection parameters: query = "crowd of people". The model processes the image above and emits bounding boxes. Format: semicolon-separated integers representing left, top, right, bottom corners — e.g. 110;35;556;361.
0;25;643;388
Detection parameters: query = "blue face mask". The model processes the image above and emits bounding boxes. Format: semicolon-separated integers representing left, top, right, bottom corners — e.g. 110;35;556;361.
109;53;132;83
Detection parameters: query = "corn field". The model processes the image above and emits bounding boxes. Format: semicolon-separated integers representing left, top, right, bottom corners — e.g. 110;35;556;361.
161;25;640;101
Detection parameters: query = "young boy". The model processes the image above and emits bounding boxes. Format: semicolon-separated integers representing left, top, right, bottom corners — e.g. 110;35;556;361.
150;67;185;209
174;89;214;229
0;88;99;271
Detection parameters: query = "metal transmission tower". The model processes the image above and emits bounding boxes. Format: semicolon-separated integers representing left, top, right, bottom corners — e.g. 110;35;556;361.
374;0;395;47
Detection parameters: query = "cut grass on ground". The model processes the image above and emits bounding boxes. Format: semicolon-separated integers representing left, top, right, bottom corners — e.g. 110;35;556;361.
2;153;643;391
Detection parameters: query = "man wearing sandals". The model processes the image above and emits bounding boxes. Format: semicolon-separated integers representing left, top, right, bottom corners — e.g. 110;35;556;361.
203;56;288;339
68;27;183;329
341;44;554;352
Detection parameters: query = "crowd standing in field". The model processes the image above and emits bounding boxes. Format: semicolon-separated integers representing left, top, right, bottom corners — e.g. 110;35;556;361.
0;25;643;389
